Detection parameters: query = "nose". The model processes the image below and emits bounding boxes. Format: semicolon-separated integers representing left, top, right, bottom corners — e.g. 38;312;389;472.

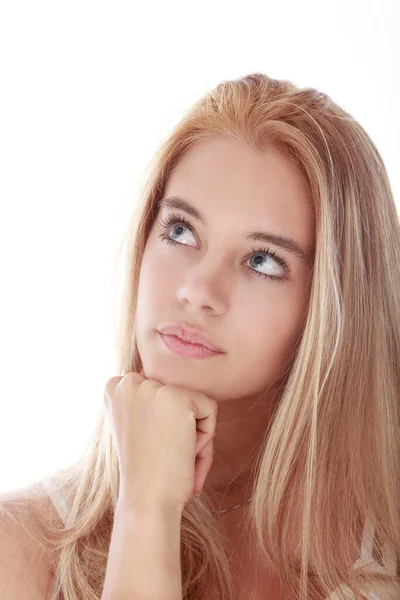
176;259;229;314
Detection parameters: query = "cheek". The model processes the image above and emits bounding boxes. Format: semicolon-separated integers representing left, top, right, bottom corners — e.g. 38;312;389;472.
232;289;308;384
139;242;177;298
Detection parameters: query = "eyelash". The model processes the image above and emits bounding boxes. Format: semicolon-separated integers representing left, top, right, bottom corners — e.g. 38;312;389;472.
157;212;291;283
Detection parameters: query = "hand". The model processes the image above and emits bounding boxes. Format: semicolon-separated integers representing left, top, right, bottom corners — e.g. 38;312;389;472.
104;368;218;513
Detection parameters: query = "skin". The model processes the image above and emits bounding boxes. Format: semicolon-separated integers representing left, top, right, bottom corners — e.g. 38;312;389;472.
134;134;316;515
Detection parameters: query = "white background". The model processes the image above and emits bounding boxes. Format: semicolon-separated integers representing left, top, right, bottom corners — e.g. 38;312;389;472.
0;0;399;493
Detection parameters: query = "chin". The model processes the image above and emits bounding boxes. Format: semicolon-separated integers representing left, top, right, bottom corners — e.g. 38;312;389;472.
143;361;204;390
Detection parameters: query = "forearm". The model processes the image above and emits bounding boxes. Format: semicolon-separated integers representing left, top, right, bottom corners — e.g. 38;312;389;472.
101;499;183;600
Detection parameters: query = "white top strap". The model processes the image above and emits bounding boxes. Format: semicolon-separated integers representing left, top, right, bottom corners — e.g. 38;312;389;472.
40;476;69;526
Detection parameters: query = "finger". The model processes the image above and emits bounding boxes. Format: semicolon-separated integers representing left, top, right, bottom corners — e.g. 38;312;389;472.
192;399;218;446
196;429;214;454
104;376;123;404
194;440;214;495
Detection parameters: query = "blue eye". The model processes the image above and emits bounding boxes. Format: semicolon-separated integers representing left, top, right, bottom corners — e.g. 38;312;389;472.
158;211;290;283
162;219;196;246
247;248;288;282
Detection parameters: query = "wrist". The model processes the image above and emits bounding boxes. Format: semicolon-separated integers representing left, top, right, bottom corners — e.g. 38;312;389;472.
116;491;184;520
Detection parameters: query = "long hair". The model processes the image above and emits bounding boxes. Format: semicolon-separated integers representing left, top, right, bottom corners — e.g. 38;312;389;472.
2;73;399;600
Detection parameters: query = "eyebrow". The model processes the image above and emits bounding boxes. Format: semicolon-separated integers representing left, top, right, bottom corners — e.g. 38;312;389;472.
158;196;313;267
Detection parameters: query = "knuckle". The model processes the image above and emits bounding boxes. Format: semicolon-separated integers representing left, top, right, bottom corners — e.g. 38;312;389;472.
119;372;136;388
210;399;219;416
104;375;120;389
104;376;121;403
119;372;143;395
140;378;158;394
157;386;193;413
209;397;218;409
155;385;175;404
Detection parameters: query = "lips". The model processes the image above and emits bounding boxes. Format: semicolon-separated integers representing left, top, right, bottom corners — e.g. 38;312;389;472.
157;322;224;353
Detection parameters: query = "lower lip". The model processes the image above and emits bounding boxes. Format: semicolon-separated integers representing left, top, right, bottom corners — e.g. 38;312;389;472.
159;333;223;358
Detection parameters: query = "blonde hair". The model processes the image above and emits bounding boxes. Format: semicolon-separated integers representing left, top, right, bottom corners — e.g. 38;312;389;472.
3;72;399;600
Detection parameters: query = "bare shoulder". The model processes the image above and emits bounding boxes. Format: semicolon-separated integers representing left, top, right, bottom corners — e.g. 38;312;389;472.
0;485;56;599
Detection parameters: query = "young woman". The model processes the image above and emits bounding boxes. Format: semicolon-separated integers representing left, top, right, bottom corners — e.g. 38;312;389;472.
1;72;399;600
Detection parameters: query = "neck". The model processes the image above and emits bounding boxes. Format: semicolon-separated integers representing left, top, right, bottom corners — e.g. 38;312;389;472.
203;389;281;508
210;495;253;516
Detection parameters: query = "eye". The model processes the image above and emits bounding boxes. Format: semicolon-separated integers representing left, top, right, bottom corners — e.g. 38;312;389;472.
157;212;291;282
158;212;197;247
246;247;290;282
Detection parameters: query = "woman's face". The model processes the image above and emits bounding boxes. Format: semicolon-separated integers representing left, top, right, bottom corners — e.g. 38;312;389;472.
135;136;315;402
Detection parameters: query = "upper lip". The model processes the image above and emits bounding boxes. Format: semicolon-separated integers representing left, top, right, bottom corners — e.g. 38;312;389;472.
158;322;225;353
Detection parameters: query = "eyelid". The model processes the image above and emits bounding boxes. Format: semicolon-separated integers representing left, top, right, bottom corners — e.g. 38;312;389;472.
158;210;291;277
158;211;198;242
